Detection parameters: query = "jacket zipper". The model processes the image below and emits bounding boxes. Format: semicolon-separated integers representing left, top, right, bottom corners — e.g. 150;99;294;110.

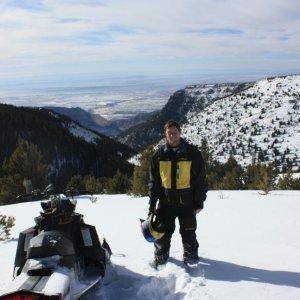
179;195;183;205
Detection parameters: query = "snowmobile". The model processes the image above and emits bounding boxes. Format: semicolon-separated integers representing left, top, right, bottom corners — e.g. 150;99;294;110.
0;184;112;300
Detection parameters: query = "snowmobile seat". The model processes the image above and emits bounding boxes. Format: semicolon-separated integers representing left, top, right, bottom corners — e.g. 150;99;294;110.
26;230;76;269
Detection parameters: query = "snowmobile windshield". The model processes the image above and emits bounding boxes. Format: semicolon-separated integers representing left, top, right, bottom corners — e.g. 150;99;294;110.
50;195;77;215
27;231;75;259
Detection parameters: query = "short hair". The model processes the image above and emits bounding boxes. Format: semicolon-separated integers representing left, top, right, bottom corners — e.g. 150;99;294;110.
164;120;181;132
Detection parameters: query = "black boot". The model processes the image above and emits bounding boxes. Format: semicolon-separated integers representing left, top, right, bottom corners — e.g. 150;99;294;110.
154;252;169;267
183;252;199;264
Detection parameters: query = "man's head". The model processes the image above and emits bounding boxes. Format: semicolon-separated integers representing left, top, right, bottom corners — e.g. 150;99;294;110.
164;120;181;148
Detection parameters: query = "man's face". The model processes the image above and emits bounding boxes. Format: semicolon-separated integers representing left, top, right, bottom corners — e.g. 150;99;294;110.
165;126;181;147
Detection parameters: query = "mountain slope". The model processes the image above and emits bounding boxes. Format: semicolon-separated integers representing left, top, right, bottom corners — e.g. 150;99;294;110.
117;83;248;150
46;106;121;136
182;75;300;170
0;104;134;187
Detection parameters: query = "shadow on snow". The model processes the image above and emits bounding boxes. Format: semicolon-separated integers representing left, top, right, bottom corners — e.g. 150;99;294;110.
169;257;300;289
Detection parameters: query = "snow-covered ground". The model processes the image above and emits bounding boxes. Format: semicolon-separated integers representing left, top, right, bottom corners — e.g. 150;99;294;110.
1;191;300;299
67;122;101;144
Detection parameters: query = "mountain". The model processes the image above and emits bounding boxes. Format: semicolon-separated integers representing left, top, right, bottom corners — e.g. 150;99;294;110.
45;106;121;136
1;191;300;299
120;74;299;171
0;104;134;187
46;107;157;137
117;82;250;151
182;75;300;171
112;111;156;131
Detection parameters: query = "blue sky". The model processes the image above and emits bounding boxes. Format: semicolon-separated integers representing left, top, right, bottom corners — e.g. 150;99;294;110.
0;0;299;84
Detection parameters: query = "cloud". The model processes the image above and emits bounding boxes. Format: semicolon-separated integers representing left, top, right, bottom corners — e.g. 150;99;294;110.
6;0;48;11
0;0;299;79
191;28;244;36
56;17;83;24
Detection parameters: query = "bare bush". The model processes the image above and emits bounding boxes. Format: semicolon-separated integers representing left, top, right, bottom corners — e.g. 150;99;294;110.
0;214;15;240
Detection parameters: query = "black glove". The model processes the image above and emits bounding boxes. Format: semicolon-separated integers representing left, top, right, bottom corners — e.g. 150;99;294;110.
148;206;155;217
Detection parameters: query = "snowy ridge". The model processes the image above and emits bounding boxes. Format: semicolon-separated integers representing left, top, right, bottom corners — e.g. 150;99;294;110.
117;81;250;151
67;122;100;144
184;82;251;113
182;75;300;170
49;109;101;144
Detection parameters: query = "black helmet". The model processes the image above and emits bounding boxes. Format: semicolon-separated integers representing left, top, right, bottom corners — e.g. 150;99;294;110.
140;212;165;242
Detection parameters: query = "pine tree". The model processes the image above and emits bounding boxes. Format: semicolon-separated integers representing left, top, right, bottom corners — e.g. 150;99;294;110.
219;156;244;189
277;168;300;190
206;160;224;189
290;178;300;190
84;175;106;194
199;138;212;168
131;147;154;196
107;170;131;194
257;164;277;195
258;149;265;162
2;138;47;188
245;163;277;194
0;139;48;204
198;139;225;189
223;155;239;171
0;174;24;204
66;175;85;194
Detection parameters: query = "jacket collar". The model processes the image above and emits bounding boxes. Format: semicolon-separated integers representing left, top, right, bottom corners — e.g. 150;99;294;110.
162;138;188;154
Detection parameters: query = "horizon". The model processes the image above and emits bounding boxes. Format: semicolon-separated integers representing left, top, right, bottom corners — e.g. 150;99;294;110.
0;70;298;94
0;0;299;92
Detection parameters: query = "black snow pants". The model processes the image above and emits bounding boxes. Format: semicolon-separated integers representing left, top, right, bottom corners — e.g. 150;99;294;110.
154;204;199;259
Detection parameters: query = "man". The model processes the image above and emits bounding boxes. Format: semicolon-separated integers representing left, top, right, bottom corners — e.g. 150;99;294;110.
148;120;208;266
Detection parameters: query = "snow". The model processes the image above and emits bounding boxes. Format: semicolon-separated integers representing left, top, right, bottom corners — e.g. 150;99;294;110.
181;75;300;170
1;191;300;299
67;122;100;144
50;108;102;144
128;153;142;166
42;269;72;297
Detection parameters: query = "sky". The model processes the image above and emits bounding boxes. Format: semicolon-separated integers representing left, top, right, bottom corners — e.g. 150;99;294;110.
0;0;299;85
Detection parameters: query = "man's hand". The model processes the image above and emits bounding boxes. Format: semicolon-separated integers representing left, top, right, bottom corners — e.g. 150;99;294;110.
195;208;202;214
148;206;157;216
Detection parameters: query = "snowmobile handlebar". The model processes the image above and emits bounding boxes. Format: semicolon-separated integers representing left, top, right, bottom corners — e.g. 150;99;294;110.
16;184;55;201
64;189;94;197
16;183;96;202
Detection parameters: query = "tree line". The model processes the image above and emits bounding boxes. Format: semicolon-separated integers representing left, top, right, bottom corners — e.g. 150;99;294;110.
0;138;299;206
0;139;131;205
130;139;300;196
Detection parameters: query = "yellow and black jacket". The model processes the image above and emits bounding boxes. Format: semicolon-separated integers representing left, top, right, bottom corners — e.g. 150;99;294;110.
149;139;208;210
